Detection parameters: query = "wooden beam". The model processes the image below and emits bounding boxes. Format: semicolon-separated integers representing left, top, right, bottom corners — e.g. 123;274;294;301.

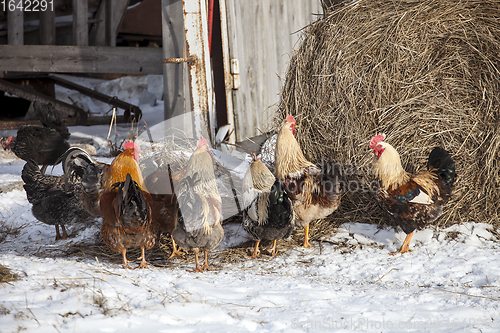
0;78;86;121
7;6;23;45
161;0;187;121
0;45;163;74
73;0;89;46
39;9;56;45
49;75;142;121
0;115;132;130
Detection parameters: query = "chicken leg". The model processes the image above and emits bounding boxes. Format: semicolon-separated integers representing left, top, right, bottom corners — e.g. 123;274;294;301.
189;249;203;273
55;225;62;241
200;250;213;271
121;249;133;269
389;231;414;255
60;225;69;239
136;247;149;269
55;225;69;241
303;224;312;248
249;240;261;258
270;240;278;256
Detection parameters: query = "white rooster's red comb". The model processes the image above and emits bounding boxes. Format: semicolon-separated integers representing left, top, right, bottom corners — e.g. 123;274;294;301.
285;115;296;124
197;137;208;147
370;133;386;149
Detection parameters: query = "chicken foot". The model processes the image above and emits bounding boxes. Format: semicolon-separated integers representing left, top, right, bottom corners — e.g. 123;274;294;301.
168;236;185;259
136;247;149;269
389;231;414;255
188;249;204;273
200;250;213;271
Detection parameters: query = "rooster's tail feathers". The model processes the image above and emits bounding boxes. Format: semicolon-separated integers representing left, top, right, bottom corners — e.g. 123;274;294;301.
33;101;70;139
59;147;97;178
118;173;150;228
427;147;456;186
21;159;41;185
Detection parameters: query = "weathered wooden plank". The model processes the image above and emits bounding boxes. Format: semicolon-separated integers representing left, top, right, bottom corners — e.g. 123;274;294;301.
40;8;56;45
89;0;130;46
73;0;89;46
161;0;188;121
224;1;321;142
0;45;163;74
7;6;23;45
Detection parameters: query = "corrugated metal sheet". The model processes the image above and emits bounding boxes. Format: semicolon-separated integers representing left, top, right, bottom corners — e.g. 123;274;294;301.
225;1;322;142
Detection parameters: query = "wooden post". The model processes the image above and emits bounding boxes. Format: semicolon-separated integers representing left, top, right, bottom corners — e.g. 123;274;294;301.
183;0;214;142
73;0;89;46
7;6;24;45
218;0;235;144
161;0;187;121
40;9;56;45
105;0;115;46
89;0;130;46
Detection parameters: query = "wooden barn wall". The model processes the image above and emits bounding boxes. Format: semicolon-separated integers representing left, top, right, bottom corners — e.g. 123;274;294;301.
225;1;322;142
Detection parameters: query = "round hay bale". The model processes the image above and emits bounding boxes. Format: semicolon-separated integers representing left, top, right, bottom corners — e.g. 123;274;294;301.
275;0;500;229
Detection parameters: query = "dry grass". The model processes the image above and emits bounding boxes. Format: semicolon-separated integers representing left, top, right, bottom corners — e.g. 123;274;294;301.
0;264;19;283
275;0;500;229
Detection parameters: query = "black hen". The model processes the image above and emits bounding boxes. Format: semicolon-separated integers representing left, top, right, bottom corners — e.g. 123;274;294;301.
2;102;70;173
60;147;105;217
242;156;295;257
21;159;94;241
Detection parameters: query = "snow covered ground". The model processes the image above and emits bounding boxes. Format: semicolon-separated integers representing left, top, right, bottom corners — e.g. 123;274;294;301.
1;75;500;332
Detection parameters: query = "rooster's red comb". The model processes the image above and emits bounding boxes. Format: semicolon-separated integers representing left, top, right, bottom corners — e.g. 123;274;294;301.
197;137;208;147
123;140;140;153
285;115;296;124
370;133;386;149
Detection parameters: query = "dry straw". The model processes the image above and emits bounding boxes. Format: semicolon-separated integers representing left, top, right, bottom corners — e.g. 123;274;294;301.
275;0;500;230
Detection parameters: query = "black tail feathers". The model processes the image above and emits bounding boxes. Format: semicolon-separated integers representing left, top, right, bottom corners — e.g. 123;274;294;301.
118;173;149;227
59;147;97;180
269;179;287;206
427;147;456;186
21;159;40;185
33;101;70;139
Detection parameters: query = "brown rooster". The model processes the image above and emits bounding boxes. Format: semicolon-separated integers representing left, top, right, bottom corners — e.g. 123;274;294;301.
275;115;343;247
370;134;456;254
172;138;223;272
242;155;295;257
100;173;159;269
